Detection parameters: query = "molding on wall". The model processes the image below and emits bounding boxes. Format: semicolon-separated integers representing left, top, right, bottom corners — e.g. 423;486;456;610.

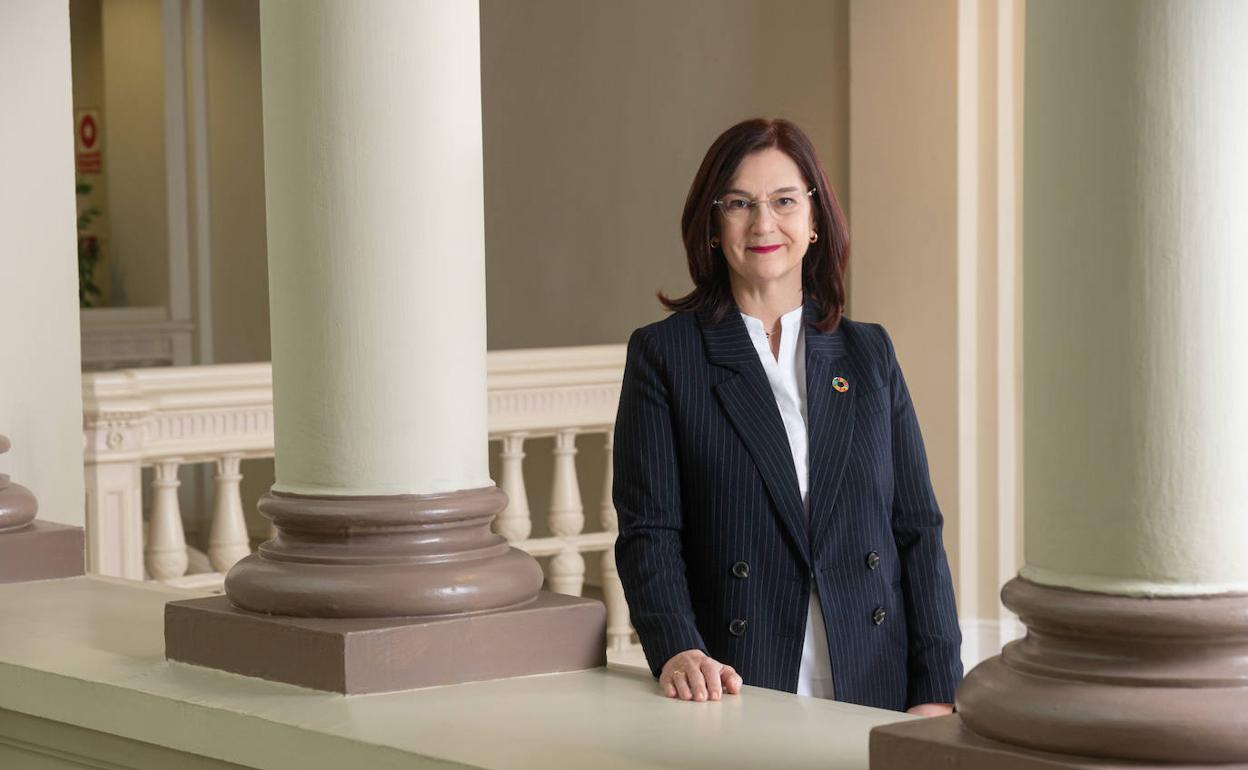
188;0;214;366
161;0;192;350
80;307;195;371
959;616;1025;674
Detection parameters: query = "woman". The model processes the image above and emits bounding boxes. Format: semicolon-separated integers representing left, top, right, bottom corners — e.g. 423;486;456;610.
612;118;961;715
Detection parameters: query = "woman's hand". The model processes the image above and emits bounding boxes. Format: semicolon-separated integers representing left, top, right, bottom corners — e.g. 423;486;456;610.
660;649;743;701
906;702;954;717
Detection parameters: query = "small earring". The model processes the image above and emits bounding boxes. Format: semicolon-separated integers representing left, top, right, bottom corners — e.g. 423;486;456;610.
710;237;721;249
809;231;819;244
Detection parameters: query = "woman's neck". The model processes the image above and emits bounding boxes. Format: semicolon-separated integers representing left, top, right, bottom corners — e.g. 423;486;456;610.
731;279;803;332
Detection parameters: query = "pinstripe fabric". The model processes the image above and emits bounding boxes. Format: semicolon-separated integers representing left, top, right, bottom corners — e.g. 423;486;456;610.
612;300;963;711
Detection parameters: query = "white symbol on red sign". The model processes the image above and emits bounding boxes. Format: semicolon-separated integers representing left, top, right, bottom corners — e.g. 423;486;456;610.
75;110;103;174
80;114;98;150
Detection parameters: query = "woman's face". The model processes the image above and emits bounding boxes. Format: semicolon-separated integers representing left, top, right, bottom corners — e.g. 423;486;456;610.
716;147;815;294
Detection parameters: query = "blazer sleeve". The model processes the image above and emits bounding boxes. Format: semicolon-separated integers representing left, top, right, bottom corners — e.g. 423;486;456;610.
880;325;965;707
613;326;707;677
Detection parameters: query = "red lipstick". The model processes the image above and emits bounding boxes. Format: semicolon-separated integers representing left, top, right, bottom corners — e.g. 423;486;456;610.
747;245;782;254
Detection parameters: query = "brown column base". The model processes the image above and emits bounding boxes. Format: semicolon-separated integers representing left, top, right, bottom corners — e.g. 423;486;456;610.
165;590;606;693
0;521;85;584
871;714;1248;769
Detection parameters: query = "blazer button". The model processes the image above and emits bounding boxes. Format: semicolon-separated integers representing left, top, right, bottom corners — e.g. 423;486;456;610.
872;607;887;626
866;551;881;570
729;618;748;637
731;561;750;579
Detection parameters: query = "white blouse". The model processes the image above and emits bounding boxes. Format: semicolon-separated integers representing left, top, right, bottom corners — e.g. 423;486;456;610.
740;305;835;699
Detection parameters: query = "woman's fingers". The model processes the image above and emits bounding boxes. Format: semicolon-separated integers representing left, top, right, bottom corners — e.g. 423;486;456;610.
700;658;723;701
660;672;678;698
686;664;710;701
659;650;741;701
672;669;694;700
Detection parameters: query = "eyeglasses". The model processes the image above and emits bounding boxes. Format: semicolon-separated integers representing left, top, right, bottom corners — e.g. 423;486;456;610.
713;188;816;222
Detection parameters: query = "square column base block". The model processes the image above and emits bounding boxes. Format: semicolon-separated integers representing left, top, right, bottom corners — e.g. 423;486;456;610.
0;521;85;584
870;715;1248;769
165;591;607;694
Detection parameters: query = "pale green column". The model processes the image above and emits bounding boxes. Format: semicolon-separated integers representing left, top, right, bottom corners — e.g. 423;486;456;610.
1023;0;1248;596
261;0;492;496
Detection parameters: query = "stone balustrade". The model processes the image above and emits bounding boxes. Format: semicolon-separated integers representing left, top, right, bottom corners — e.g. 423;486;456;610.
81;345;635;652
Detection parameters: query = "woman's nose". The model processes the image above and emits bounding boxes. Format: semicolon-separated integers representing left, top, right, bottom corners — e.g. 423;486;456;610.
750;204;778;232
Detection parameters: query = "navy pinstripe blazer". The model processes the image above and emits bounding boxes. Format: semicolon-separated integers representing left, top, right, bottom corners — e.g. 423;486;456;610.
612;301;962;711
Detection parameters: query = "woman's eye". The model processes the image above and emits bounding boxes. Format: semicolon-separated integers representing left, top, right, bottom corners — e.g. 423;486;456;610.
725;198;750;210
774;197;797;209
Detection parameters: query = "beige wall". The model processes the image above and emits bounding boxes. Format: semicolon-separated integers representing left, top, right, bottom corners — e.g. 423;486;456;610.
849;0;961;592
0;1;86;526
204;0;270;365
99;0;167;308
849;0;1024;623
194;0;851;353
480;0;849;350
192;0;272;538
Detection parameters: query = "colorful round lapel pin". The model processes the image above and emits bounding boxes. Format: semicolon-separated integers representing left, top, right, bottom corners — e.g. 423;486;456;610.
832;376;849;393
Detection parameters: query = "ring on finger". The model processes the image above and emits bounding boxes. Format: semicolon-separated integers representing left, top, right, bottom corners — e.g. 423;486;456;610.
672;670;686;677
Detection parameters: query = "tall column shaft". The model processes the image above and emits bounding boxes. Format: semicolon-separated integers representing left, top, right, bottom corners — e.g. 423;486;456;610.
262;0;491;496
951;2;1248;765
1020;0;1248;596
223;0;543;619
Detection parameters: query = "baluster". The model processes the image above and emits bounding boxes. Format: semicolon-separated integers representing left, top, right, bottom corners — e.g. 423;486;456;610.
146;460;188;581
547;429;585;595
495;433;531;542
548;547;586;596
208;453;252;572
548;429;584;536
600;429;617;530
598;429;633;649
600;548;633;651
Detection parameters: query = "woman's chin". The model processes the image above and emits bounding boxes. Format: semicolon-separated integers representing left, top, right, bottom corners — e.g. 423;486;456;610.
740;265;801;289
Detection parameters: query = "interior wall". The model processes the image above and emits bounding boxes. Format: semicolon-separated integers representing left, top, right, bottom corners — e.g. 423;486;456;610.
204;0;270;367
196;0;272;541
0;1;87;526
848;0;961;596
99;0;167;308
69;0;113;304
196;0;851;352
480;0;850;350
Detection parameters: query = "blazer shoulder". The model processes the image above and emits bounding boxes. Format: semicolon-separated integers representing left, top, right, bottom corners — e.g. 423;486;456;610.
627;310;700;351
839;317;900;375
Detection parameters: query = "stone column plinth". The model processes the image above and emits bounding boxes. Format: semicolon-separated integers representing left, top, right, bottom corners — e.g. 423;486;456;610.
0;435;85;584
873;2;1248;767
164;0;604;693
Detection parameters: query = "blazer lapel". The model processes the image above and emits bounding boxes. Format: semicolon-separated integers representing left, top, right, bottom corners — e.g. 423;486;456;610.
804;303;865;556
699;308;811;569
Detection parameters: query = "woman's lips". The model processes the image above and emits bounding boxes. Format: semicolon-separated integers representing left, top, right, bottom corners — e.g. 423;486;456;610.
747;244;782;254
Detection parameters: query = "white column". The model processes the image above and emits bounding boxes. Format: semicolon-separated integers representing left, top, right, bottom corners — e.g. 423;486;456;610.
0;0;85;528
262;0;491;498
952;2;1248;765
1020;0;1248;598
224;0;541;619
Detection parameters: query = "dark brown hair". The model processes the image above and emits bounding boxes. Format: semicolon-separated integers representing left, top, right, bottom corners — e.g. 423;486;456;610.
659;118;849;332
